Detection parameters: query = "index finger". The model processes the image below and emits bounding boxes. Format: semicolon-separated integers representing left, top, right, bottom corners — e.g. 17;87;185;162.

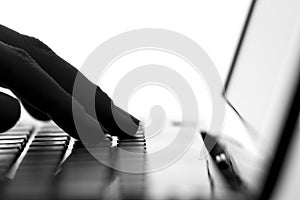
0;41;105;144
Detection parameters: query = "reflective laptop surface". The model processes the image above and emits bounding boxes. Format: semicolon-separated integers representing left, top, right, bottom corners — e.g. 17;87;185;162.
0;121;249;200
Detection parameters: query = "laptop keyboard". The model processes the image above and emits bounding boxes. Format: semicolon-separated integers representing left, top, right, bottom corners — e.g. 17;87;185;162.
0;125;34;178
0;123;148;200
0;122;227;200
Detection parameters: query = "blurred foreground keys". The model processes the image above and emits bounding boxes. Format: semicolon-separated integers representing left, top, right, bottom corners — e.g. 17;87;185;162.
0;125;33;178
0;124;69;199
0;123;148;200
54;127;147;200
54;138;114;200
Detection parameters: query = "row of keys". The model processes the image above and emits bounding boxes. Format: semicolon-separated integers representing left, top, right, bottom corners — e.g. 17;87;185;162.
1;124;72;199
0;125;33;178
50;130;148;200
1;123;148;200
52;137;113;200
15;125;70;179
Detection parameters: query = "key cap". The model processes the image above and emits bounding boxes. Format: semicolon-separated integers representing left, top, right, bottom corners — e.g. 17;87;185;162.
0;143;22;149
131;135;145;139
118;138;146;143
35;133;69;137
33;136;69;142
38;126;64;133
31;141;67;147
0;135;27;140
117;142;146;147
38;130;65;133
28;146;65;151
0;139;25;145
0;154;17;169
0;149;19;154
0;131;31;136
21;154;63;166
40;125;62;131
0;154;17;163
136;130;144;134
26;151;64;156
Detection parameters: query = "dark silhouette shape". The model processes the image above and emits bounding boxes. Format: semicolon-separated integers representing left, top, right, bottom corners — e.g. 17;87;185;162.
0;24;139;140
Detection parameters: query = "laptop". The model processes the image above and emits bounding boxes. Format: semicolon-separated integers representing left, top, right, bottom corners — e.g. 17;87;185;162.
0;0;299;199
203;0;300;199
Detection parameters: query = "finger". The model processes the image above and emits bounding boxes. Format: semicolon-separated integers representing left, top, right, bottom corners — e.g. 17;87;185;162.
0;92;21;133
20;99;51;121
0;24;139;137
115;106;140;125
0;41;105;143
24;34;141;136
1;82;52;121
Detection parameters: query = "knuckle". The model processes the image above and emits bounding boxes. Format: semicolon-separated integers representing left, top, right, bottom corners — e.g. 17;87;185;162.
24;35;52;51
0;42;13;75
0;42;31;80
14;47;30;58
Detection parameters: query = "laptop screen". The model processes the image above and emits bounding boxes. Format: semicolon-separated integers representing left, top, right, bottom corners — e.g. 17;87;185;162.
224;0;300;157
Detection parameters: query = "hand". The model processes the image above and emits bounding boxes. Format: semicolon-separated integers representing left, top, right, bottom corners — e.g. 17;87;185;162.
0;24;140;142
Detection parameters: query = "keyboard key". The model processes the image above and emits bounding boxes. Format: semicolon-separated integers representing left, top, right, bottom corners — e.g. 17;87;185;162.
33;136;69;142
39;125;63;131
0;135;27;140
38;126;64;133
0;131;31;136
0;143;22;149
0;154;17;170
35;133;69;137
26;151;64;156
0;162;12;168
21;154;63;166
0;149;19;154
31;141;67;147
38;130;65;133
136;130;144;134
0;154;17;163
29;146;65;151
131;135;145;139
117;142;146;147
0;139;25;145
118;138;146;143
